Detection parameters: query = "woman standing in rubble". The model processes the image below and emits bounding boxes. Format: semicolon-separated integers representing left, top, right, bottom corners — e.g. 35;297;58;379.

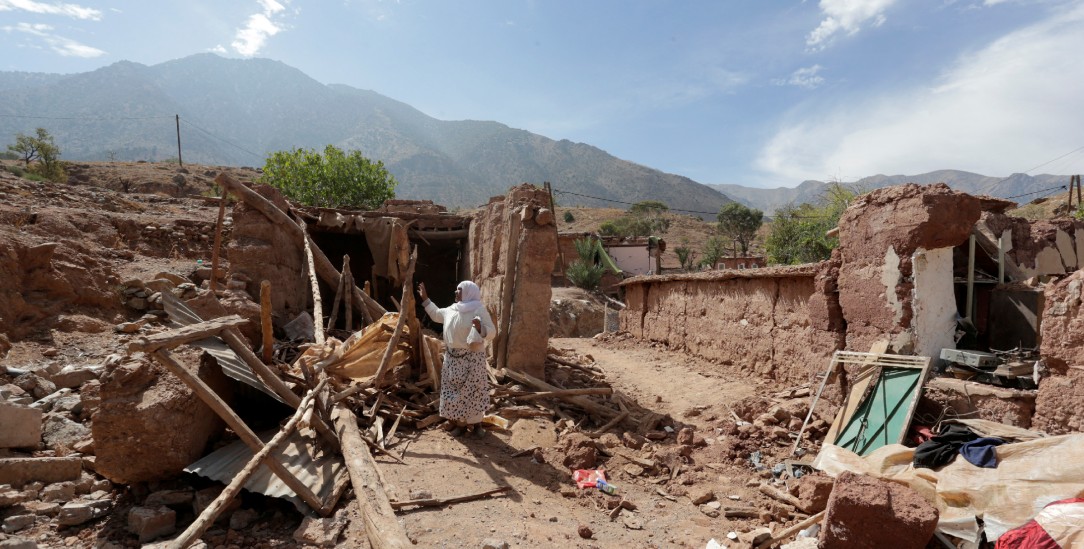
417;280;496;437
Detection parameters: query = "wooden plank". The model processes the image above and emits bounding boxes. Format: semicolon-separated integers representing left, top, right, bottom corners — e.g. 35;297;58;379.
299;219;325;345
333;405;412;549
128;315;247;353
495;210;522;371
390;486;511;510
260;281;274;364
169;378;327;549
373;248;417;387
148;350;325;512
209;185;228;293
343;257;353;332
504;369;618;419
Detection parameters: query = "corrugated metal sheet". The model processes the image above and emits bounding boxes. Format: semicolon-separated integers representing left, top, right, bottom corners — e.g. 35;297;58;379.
185;430;347;512
161;292;284;403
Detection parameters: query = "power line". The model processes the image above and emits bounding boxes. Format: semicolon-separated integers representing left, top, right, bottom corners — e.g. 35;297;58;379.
0;113;172;121
975;145;1084;195
1006;185;1066;200
179;118;264;161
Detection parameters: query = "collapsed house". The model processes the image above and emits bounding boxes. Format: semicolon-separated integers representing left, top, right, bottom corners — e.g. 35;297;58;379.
618;183;1084;545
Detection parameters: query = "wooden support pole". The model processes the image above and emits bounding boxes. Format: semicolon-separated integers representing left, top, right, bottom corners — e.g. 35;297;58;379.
373;248;417;387
343;257;353;332
327;261;346;332
169;378;327;549
214;173;385;322
209;187;228;293
496;210;522;371
299;220;325;345
148;350;325;512
333;404;412;549
260;281;273;364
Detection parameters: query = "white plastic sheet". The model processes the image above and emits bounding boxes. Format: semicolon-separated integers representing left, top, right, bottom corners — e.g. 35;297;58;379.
812;434;1084;542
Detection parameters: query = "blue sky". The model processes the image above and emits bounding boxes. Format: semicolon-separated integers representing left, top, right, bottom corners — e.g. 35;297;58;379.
2;0;1084;188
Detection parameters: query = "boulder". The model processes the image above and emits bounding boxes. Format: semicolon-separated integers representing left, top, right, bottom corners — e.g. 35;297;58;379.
41;414;90;452
128;506;176;543
820;472;938;549
92;354;229;484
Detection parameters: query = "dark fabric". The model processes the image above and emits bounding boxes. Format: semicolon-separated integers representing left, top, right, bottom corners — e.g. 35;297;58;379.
959;437;1006;468
912;424;979;469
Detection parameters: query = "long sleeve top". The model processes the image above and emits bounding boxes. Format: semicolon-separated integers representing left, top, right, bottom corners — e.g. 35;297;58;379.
422;299;496;350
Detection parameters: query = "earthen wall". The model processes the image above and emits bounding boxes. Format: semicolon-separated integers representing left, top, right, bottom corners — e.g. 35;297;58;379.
469;184;558;378
619;267;844;383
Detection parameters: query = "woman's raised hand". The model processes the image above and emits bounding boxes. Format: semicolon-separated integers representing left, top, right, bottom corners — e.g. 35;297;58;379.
417;282;428;302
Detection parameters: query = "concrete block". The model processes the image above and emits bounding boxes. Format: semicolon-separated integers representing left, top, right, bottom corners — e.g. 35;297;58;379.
22;501;60;517
0;457;82;487
41;481;76;502
0;404;42;448
292;516;345;547
57;502;97;526
128;505;176;543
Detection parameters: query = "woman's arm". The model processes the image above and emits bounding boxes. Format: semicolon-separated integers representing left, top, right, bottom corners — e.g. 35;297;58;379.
476;307;497;342
417;282;444;323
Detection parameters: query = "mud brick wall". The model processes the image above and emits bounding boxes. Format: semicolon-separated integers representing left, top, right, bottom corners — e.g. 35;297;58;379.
469;184;558;378
1036;270;1084;434
620;266;845;383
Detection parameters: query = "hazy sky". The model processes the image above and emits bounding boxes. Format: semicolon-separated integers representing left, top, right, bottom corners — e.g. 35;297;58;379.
2;0;1084;188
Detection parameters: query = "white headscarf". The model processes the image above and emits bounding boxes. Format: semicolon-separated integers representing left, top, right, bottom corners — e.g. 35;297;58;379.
453;280;483;314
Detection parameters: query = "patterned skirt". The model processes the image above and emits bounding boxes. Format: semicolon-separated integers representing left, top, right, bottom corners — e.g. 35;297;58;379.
439;348;489;424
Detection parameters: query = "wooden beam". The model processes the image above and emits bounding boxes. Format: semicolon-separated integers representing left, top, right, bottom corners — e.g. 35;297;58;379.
128;315;247;354
148;350;325;512
333;404;412;549
503;369;618;419
390;486;511;510
209;186;228;293
169;378;327;549
373;248;417;388
214;173;386;322
260;281;274;364
343;257;353;332
299;218;325;345
495;211;522;371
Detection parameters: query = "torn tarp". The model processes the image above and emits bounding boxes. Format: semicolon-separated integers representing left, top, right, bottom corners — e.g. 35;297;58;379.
812;434;1084;543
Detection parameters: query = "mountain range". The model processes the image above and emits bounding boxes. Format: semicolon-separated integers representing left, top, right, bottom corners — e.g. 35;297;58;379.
0;53;1074;215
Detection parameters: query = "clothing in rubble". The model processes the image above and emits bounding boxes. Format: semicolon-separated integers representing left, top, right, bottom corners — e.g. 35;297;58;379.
958;437;1006;468
913;424;979;469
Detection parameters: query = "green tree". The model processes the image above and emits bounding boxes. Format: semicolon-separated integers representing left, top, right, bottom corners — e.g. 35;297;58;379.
7;128;64;182
597;200;672;237
566;237;605;290
675;239;697;271
260;145;397;209
629;200;669;216
717;203;764;257
698;236;728;268
765;183;858;265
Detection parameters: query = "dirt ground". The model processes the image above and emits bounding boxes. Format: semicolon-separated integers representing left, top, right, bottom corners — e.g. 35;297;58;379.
0;161;824;548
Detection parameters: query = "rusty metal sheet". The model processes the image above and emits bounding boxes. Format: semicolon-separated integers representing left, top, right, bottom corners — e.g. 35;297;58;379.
161;292;284;403
184;430;347;513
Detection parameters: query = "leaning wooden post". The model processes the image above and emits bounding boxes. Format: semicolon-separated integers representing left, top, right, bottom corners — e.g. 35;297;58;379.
373;248;417;387
343;257;353;332
495;210;523;371
169;378;328;549
299;220;325;345
209;187;228;293
333;404;412;549
260;281;274;364
214;173;386;322
326;262;346;332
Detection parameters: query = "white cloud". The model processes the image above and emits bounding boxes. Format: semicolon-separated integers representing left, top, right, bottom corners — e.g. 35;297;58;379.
0;0;101;20
807;0;898;51
774;65;826;89
231;0;291;57
210;44;228;54
758;2;1084;183
3;21;104;56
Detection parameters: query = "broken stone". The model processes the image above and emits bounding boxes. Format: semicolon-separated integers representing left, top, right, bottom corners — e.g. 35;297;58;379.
0;404;42;448
41;482;76;502
114;322;142;334
50;394;83;416
481;539;509;549
41;414;90;452
48;366;100;390
820;471;938;549
577;524;592;539
0;457;82;487
128;506;176;543
690;489;715;505
739;527;772;546
794;474;834;514
698;504;720;518
0;487;28;507
229;508;258;530
597;433;622;449
145;488;193;507
57;502;104;526
22;501;59;517
677;426;695;445
1;514;34;534
13;373;56;400
292;516;345;547
0;538;38;549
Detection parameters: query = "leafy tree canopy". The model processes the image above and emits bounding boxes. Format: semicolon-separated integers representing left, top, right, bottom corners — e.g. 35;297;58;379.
6;128;65;182
629;200;669;216
260;145;397;209
716;203;764;257
765;183;858;265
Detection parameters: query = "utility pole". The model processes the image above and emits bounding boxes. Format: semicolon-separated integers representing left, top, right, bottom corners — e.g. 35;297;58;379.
175;114;183;168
